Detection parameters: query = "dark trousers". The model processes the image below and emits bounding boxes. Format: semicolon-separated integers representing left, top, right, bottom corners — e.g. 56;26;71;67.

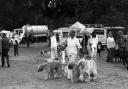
107;48;115;62
119;49;128;67
27;42;30;47
14;45;18;56
1;49;10;67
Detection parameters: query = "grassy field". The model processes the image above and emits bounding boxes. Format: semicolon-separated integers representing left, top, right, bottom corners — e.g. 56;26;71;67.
0;42;128;89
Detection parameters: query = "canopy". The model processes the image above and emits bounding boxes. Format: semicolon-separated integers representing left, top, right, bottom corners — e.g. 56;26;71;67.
69;21;85;31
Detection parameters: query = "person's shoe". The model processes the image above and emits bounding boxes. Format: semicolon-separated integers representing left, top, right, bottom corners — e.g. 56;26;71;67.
1;65;4;67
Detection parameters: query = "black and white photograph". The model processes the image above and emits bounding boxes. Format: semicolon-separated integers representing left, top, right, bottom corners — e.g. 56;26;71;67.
0;0;128;89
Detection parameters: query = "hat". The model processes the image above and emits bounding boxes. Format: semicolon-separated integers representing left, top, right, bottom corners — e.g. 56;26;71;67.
69;30;75;34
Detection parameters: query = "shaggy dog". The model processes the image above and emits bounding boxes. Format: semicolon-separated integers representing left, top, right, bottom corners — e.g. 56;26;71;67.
68;62;80;83
78;57;97;82
38;60;64;80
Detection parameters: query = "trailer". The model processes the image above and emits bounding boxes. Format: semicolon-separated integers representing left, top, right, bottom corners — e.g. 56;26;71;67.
14;25;49;43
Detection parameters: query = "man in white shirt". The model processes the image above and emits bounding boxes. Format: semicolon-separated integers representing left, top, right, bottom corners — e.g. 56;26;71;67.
66;30;82;63
66;30;82;79
50;32;57;60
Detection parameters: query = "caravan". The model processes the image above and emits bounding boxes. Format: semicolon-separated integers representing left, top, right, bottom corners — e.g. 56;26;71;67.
14;25;49;43
86;27;107;46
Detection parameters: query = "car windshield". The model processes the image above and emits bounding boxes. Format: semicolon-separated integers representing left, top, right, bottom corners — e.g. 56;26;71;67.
94;29;104;35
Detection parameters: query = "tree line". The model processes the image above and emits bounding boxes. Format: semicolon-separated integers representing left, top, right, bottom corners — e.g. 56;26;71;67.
0;0;128;31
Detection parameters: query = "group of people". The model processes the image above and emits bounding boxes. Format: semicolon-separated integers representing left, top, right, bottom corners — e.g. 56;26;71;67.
50;30;99;62
50;30;100;80
106;30;128;69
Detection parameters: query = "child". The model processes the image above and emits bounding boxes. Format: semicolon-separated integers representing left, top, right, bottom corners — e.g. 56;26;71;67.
97;42;102;57
10;36;19;56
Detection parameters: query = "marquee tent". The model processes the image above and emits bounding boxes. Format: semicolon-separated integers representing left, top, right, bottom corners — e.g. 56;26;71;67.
69;21;86;31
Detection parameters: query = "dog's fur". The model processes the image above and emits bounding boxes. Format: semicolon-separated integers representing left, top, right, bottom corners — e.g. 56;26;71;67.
38;60;64;80
40;50;51;56
68;62;80;83
78;58;97;82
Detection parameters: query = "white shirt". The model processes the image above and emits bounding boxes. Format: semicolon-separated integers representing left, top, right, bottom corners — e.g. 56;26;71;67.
10;38;18;45
66;37;82;55
51;35;57;49
90;36;98;48
107;37;115;49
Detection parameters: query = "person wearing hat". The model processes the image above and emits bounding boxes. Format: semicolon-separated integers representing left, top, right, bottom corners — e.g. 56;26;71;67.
50;31;58;60
66;30;82;79
1;33;10;67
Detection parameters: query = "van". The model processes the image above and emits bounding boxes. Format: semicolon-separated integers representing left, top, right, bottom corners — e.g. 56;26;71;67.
104;26;126;41
94;28;107;46
86;28;107;46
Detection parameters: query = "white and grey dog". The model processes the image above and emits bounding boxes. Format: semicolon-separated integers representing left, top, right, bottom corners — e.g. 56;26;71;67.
78;57;97;82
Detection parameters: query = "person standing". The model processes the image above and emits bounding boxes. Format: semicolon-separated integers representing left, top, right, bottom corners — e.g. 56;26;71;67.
90;31;98;61
106;31;116;62
1;33;10;67
87;34;92;57
125;31;128;70
116;31;127;67
66;30;82;63
81;34;88;55
50;31;58;60
0;35;2;55
25;33;30;47
10;36;19;56
66;30;82;80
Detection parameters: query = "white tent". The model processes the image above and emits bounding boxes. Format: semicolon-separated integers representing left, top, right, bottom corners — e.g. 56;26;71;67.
69;21;85;31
